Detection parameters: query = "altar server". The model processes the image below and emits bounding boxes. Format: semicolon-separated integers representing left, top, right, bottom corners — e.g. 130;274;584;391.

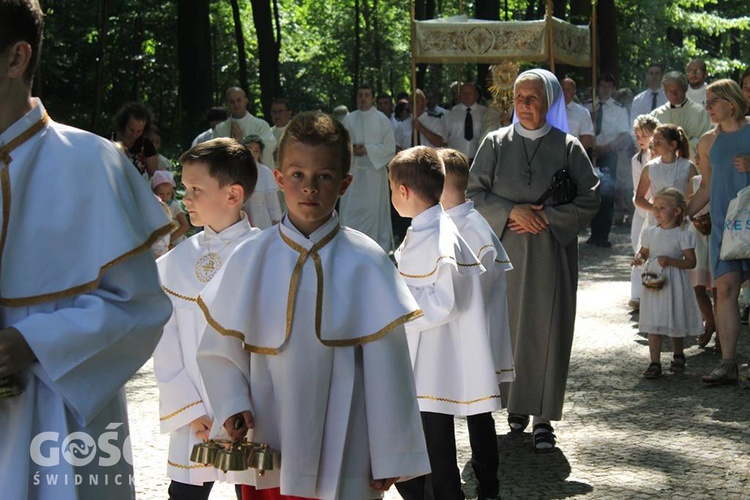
439;148;515;387
153;138;261;498
196;111;430;500
389;146;502;500
0;2;173;498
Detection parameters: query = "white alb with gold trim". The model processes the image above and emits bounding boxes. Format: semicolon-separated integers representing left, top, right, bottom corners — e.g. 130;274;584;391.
396;204;504;416
446;200;516;384
196;213;430;499
0;100;173;500
154;214;261;485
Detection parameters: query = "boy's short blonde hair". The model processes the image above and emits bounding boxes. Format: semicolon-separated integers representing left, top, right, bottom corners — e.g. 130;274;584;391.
438;148;470;193
179;137;258;202
389;146;445;205
278;111;352;176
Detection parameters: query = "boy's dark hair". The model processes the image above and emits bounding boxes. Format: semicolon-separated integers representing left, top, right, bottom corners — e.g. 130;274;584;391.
278;111;352;176
271;98;293;112
179;138;258;202
358;83;375;95
206;107;229;123
389;146;445;205
242;134;265;152
598;73;618;87
0;0;44;83
438;148;470;193
112;102;153;136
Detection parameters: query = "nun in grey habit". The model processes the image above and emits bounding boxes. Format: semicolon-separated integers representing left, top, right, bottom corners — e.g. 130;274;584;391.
466;69;600;452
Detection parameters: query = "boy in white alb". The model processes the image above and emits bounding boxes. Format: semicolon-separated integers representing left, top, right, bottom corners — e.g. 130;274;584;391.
439;148;515;387
196;112;430;500
153;138;261;499
389;146;503;500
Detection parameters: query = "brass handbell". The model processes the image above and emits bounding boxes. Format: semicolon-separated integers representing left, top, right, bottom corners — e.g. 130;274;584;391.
214;442;248;472
246;443;275;476
190;441;221;465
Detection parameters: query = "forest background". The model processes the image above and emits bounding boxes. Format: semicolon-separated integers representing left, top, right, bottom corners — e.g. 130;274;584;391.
37;0;749;154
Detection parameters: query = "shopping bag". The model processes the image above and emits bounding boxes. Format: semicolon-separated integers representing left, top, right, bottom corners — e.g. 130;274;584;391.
719;185;750;260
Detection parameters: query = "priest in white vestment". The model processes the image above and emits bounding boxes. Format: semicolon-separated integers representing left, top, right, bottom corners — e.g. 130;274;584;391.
214;87;277;168
341;85;396;251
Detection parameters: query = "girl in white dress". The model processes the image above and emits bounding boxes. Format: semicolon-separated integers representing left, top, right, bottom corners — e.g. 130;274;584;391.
634;124;698;230
633;188;703;378
629;114;661;310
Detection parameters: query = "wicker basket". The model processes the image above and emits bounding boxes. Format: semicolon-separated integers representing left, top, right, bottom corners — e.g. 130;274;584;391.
692;213;711;236
641;271;666;291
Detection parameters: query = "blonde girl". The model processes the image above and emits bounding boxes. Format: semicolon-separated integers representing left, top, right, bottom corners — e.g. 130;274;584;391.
633;188;703;378
628;114;661;310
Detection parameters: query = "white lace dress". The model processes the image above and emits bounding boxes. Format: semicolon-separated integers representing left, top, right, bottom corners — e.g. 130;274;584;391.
639;225;703;337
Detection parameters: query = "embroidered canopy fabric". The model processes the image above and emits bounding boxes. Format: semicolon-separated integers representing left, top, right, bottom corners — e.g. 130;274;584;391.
413;15;591;67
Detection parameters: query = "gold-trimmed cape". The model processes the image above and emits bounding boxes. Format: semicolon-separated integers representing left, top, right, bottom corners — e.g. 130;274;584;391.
0;101;173;307
395;204;485;287
198;215;423;354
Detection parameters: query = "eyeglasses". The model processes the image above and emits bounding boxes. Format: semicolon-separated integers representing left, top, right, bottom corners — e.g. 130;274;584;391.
686;69;704;75
705;97;726;109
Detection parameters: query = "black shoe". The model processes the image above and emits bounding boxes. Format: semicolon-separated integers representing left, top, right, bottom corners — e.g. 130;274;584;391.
595;240;612;248
741;305;749;325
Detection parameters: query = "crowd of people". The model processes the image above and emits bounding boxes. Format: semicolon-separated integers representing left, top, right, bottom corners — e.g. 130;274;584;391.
2;1;750;499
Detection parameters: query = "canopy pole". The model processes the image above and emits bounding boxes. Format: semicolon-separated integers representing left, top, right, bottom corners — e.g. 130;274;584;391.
411;0;418;147
546;0;555;73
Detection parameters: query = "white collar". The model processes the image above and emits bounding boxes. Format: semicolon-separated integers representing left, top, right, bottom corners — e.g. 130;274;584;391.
281;210;340;246
200;212;252;245
514;121;551;140
410;203;443;230
0;98;44;148
444;200;473;218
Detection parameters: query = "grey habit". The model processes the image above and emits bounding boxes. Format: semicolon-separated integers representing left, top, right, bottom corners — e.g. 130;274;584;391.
467;125;600;420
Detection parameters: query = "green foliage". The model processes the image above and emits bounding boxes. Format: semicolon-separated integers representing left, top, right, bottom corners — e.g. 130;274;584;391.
36;0;749;158
615;0;750;90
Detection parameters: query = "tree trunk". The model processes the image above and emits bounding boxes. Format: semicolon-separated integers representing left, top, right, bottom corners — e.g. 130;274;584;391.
92;0;109;131
250;0;280;120
374;0;381;92
569;0;589;25
131;14;144;100
177;0;213;148
596;0;618;78
273;0;282;96
230;0;249;95
553;0;566;19
353;0;361;106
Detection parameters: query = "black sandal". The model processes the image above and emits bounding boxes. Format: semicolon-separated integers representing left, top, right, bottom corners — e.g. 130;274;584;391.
643;362;662;379
507;413;529;433
532;423;556;453
670;354;686;373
